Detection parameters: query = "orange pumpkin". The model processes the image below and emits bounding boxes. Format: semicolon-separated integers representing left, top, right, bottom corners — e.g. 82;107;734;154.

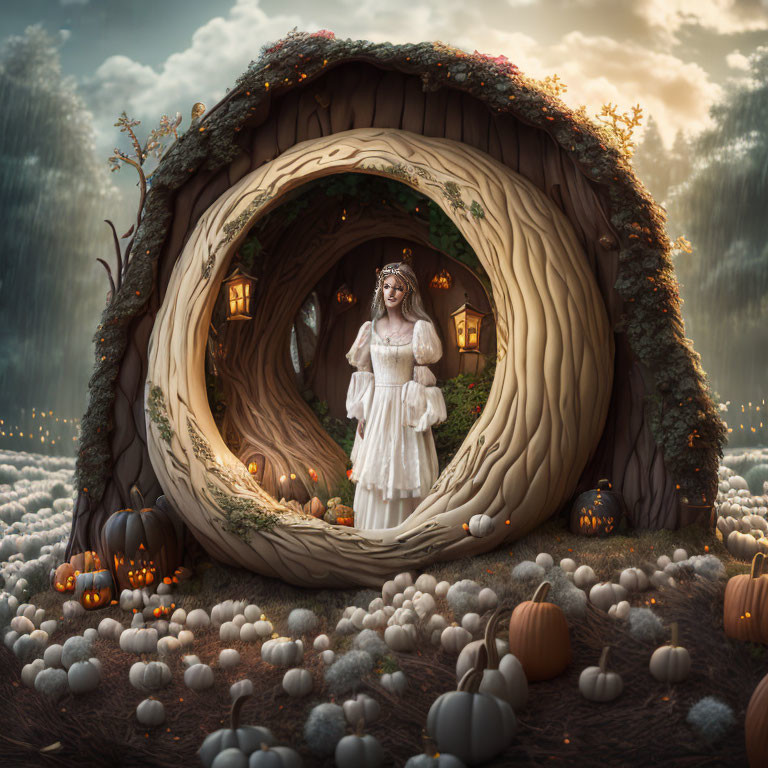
724;553;768;642
746;671;768;768
336;517;354;527
303;496;326;519
53;562;76;593
508;581;571;681
70;550;102;574
324;504;354;525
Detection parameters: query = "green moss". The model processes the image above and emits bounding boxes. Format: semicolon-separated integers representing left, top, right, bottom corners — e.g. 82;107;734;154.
209;485;280;538
147;384;173;443
377;654;400;675
434;357;496;472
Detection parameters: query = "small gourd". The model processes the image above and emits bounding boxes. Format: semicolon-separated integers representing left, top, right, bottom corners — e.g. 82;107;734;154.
578;646;623;702
380;670;407;695
343;693;380;726
468;514;494;538
588;582;628;612
649;622;690;683
261;637;302;666
136;698;165;726
440;624;472;654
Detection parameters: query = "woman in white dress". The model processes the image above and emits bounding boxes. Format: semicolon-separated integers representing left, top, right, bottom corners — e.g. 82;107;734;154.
345;258;447;530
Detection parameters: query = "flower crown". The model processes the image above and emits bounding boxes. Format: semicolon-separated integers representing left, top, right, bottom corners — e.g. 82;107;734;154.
375;253;416;295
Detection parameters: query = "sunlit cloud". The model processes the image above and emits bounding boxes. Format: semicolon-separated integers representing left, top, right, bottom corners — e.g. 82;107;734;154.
726;49;752;69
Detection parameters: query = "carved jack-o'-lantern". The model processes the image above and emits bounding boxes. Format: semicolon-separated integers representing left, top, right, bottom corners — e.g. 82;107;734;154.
75;569;115;610
53;562;76;593
101;485;181;591
570;479;625;536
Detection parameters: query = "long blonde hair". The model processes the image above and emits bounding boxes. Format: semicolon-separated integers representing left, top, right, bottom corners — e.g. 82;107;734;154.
370;261;433;324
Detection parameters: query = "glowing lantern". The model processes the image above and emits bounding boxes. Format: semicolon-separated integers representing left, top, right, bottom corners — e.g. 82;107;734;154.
248;462;258;475
335;284;357;308
308;468;318;483
430;269;453;290
451;300;486;353
223;267;255;321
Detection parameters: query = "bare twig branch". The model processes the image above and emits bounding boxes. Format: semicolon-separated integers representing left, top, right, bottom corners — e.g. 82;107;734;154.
97;258;116;298
104;220;123;289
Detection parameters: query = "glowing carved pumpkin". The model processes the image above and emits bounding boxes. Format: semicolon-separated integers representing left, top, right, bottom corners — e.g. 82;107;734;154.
75;569;115;610
569;479;624;536
101;485;180;591
53;562;76;593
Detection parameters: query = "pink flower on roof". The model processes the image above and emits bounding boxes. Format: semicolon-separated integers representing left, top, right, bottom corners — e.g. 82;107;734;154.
311;29;336;39
472;51;520;76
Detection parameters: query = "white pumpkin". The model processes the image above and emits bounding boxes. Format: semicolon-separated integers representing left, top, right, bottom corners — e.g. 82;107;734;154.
182;654;201;668
343;693;381;726
589;582;628;612
243;604;261;622
239;623;259;643
220;621;240;643
415;574;438;594
607;601;630;620
535;553;554;570
335;732;384;768
321;649;335;665
461;613;482;635
253;618;273;638
136;698;165;726
119;589;143;612
435;581;451;599
649;623;690;683
441;624;472;654
130;661;172;691
177;629;194;647
313;633;330;651
579;647;623;702
170;607;187;625
468;513;495;537
184;663;215;691
119;627;158;655
380;670;407;695
282;667;313;698
157;636;182;655
21;658;45;688
559;558;577;573
413;592;436;620
185;608;210;630
478;588;498;613
385;624;416;652
382;580;397;605
573;565;597;590
350;607;367;630
219;649;241;669
230;679;254;701
619;567;649;593
672;548;688;562
476;608;528;711
394;572;414;591
261;637;303;666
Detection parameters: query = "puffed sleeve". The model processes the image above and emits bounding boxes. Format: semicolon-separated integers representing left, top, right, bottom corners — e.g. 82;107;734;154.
402;320;447;432
345;322;374;422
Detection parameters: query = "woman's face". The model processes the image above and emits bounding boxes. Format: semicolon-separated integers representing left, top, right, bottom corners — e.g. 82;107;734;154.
382;277;407;310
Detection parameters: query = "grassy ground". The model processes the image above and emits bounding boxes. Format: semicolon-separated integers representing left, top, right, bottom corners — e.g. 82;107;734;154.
1;516;763;768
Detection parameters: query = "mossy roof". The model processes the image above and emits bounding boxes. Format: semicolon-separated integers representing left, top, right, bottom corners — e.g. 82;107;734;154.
77;29;726;512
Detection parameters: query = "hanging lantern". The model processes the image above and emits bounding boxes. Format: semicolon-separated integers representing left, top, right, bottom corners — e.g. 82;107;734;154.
335;284;357;308
223;267;255;321
430;268;453;290
450;300;486;353
248;462;259;475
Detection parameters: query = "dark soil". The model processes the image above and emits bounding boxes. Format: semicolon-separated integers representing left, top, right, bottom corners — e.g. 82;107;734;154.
1;518;763;768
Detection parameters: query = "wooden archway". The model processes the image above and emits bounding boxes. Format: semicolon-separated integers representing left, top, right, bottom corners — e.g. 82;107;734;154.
145;127;612;587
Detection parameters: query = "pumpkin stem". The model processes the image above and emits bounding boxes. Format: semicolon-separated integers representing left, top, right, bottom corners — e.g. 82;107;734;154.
260;743;270;751
670;622;679;648
355;718;365;736
483;605;504;670
531;581;552;603
598;646;611;673
231;693;253;730
421;730;436;756
750;553;767;579
130;485;144;512
458;642;487;693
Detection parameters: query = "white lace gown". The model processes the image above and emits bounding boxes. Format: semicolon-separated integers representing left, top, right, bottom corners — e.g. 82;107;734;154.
345;318;447;530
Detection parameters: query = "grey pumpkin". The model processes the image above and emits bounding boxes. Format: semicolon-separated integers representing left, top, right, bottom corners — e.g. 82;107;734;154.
404;733;468;768
198;694;276;768
248;742;303;767
426;644;517;766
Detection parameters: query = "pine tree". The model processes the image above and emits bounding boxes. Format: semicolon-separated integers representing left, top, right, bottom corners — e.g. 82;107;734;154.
0;25;117;421
633;115;672;203
668;46;768;405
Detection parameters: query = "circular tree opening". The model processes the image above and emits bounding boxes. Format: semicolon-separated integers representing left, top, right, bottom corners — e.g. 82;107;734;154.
205;173;497;507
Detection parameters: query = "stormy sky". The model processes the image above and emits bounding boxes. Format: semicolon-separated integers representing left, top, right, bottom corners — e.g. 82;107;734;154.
0;0;766;430
5;0;767;156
